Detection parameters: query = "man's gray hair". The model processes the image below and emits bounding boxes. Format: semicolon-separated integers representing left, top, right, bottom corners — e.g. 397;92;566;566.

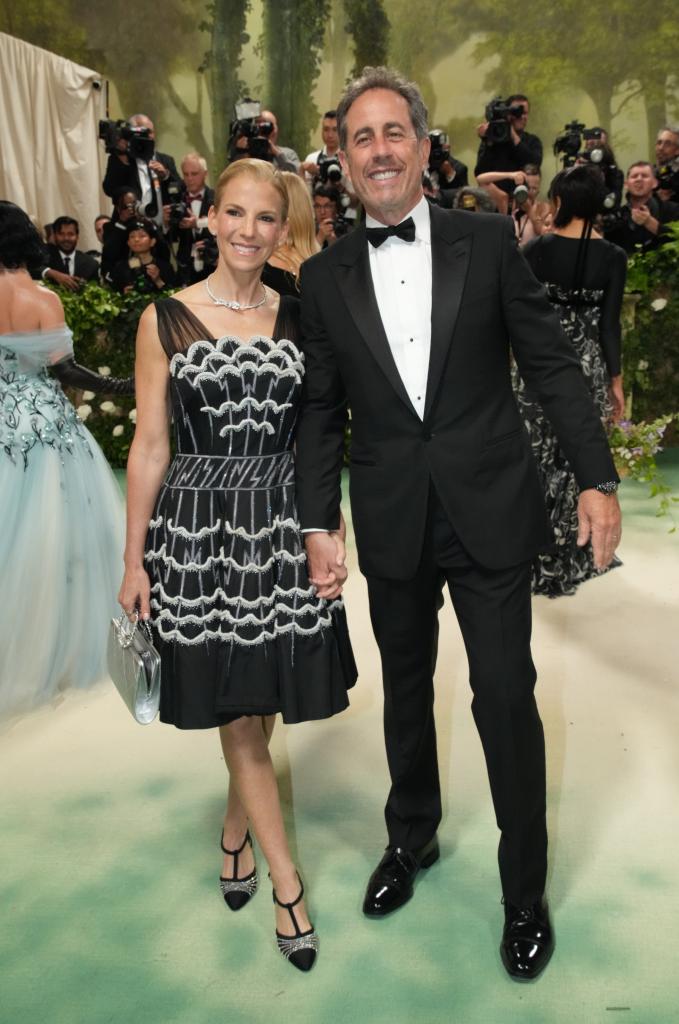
657;124;679;140
181;151;208;173
336;66;429;150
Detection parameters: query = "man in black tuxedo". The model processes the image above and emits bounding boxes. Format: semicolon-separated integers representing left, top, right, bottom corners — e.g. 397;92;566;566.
40;216;99;290
295;67;622;981
172;152;215;285
102;113;180;219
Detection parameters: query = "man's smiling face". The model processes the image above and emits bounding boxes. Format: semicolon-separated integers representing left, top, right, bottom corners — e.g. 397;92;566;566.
340;88;430;225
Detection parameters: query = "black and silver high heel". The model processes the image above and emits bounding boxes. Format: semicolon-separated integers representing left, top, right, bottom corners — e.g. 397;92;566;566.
219;830;258;911
272;874;319;972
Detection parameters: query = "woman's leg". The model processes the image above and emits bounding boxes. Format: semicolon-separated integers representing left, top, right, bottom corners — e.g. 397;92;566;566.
219;715;311;934
221;715;275;879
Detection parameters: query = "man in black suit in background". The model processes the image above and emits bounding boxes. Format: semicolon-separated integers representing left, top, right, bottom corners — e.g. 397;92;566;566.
295;67;622;980
41;216;99;290
172;152;215;285
103;113;180;219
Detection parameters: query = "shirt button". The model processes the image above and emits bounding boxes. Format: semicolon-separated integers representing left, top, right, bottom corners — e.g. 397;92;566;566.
410;337;414;343
423;430;433;442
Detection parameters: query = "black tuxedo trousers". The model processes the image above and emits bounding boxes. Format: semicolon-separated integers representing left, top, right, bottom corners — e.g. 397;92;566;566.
367;484;546;907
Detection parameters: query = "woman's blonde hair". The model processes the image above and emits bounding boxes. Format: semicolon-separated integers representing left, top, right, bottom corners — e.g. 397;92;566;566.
274;171;320;281
213;158;289;220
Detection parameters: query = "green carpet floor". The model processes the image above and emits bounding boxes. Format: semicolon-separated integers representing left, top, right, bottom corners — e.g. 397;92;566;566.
1;457;678;1024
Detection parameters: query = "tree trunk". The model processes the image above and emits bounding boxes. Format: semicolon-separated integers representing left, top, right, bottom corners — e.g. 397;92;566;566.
208;0;251;175
328;0;348;105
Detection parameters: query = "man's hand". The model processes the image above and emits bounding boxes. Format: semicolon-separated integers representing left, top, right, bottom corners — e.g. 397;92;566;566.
45;269;82;292
477;122;489;139
316;217;337;246
304;531;347;600
179;214;197;230
513;171;527;185
148;159;169;181
577;489;622;569
630;205;659;234
301;160;320;178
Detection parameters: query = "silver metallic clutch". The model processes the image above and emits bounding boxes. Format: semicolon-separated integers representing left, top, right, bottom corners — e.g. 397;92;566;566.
107;612;161;725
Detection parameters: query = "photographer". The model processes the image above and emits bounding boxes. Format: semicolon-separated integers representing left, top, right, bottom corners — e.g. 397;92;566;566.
605;161;679;253
110;217;176;295
427;129;468;202
312;185;347;248
301;110;340;184
452;187;498;213
474;94;543;179
654;126;679;202
170;152;215;285
476;166;548;243
102;113;180;219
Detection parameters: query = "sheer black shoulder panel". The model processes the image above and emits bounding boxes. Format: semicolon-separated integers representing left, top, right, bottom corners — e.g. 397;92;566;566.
272;295;301;344
154;297;215;358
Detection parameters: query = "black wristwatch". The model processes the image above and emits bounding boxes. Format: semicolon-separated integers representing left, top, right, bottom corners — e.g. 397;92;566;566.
594;481;619;495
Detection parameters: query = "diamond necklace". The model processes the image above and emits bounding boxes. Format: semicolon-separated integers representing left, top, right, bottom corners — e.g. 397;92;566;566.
205;275;267;311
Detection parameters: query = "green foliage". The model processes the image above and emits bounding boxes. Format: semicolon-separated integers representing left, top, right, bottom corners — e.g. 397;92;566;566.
260;0;330;158
46;284;159;467
623;224;679;440
343;0;390;77
608;415;679;523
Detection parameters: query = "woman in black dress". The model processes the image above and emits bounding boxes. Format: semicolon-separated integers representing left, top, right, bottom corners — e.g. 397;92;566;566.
513;165;627;597
118;159;356;972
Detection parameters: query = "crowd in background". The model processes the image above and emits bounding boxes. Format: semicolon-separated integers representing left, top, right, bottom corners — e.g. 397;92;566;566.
33;100;679;300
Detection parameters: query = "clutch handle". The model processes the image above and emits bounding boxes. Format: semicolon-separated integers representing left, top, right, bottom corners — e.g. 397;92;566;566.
113;610;146;649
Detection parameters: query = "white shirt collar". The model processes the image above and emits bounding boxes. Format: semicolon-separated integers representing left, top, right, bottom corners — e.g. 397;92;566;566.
365;194;430;241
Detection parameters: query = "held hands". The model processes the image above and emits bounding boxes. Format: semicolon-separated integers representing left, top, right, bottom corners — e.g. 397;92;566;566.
118;566;152;621
576;489;622;569
305;530;347;600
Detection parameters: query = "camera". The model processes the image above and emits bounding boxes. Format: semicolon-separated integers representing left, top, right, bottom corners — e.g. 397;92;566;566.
229;98;274;162
165;181;189;228
99;119;154;162
484;98;526;146
656;164;679;198
318;154;342;184
428;129;450;172
553;120;586;164
332;215;351;239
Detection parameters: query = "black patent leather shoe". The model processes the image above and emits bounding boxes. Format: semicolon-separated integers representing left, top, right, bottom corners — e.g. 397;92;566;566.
362;836;439;917
500;898;554;981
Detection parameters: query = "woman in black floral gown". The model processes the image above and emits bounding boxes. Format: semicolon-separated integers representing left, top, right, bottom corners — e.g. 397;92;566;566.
119;160;356;972
513;166;627;597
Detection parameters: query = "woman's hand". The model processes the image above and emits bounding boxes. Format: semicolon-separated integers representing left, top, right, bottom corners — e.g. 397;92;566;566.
609;375;625;422
118;565;152;621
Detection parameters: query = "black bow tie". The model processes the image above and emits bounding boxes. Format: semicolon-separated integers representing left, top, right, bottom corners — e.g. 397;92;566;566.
366;217;416;248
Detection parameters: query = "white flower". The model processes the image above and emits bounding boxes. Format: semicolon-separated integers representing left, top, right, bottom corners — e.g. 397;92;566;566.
100;400;116;413
637;359;649;370
98;365;111;376
650;298;668;312
128;408;137;424
76;404;92;421
82;390;95;401
112;424;124;437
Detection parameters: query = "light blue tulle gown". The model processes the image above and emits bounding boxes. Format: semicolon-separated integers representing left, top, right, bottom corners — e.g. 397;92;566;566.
0;326;125;716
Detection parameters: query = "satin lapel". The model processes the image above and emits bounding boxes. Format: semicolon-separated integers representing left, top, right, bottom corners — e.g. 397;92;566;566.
424;210;473;418
330;230;417;415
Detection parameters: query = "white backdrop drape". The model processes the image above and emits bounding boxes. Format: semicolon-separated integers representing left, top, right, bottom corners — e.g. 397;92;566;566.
0;32;108;252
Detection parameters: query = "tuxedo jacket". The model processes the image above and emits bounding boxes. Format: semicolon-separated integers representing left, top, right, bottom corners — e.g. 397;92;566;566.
45;245;99;282
174;186;215;269
103;151;180;214
294;204;618;580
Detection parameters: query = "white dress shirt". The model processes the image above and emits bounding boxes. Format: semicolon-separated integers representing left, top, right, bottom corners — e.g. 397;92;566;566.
365;195;432;420
303;195;433;534
136;157;153;210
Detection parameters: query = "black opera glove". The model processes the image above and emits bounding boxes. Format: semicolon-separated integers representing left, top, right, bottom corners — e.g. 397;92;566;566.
50;357;135;395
